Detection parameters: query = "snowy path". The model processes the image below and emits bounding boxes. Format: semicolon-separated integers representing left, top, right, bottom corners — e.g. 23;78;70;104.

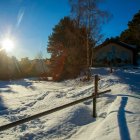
0;67;140;140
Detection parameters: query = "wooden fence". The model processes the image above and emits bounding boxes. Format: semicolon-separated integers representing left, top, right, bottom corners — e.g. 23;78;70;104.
0;75;111;132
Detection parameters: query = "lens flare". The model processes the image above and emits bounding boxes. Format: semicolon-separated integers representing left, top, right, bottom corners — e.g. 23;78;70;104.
1;38;14;52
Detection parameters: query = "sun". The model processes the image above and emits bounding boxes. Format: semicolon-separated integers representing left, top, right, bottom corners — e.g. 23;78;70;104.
1;38;14;52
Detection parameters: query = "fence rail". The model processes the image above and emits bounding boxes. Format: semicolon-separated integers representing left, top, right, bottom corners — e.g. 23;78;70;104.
0;75;111;132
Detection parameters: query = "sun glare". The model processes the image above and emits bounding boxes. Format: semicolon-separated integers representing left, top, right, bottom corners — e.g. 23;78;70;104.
1;38;14;52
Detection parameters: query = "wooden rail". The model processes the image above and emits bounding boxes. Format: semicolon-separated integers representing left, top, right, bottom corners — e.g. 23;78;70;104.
0;89;111;132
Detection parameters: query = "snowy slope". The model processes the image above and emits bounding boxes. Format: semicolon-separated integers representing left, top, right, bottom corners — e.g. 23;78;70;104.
0;67;140;140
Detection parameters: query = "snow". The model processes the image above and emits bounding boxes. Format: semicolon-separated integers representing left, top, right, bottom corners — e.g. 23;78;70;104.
0;67;140;140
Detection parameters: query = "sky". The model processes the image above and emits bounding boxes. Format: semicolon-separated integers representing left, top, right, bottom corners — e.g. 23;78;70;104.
0;0;140;60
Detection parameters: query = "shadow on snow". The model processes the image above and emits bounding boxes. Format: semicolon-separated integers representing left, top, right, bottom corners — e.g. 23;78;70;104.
0;95;7;112
0;79;35;94
118;97;131;140
115;69;140;95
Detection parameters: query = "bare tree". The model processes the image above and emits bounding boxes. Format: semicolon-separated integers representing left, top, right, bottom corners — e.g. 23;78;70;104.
69;0;109;79
36;51;46;74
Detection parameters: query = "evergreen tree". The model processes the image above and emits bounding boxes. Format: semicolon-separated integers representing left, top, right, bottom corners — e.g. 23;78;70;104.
47;17;90;80
0;50;8;80
120;10;140;51
8;56;21;79
19;57;32;77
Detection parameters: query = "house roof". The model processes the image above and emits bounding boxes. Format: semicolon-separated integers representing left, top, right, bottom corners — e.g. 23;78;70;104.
94;41;137;52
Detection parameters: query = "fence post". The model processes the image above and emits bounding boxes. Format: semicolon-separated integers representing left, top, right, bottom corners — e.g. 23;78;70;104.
93;75;98;118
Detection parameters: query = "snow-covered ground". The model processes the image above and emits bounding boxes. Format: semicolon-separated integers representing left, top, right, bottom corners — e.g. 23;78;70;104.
0;67;140;140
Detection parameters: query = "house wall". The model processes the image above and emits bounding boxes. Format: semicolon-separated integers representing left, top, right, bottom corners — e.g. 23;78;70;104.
93;43;134;66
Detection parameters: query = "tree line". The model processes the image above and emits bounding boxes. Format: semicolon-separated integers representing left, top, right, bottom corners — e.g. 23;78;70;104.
47;3;140;81
0;49;48;80
1;1;139;81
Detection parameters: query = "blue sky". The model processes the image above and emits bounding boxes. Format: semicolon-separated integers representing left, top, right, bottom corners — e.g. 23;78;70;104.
0;0;140;59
